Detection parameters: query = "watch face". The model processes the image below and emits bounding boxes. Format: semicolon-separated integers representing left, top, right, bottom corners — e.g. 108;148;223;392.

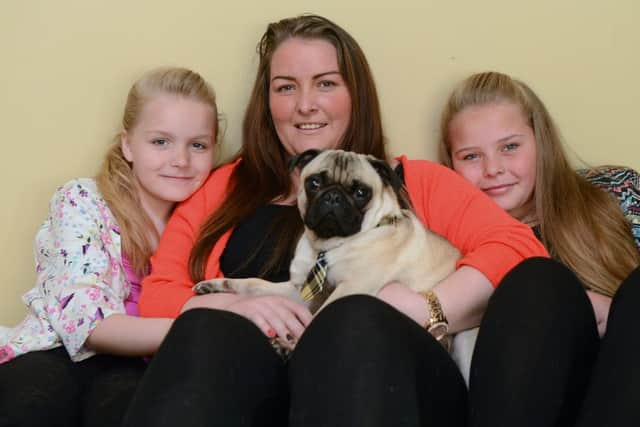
427;322;448;341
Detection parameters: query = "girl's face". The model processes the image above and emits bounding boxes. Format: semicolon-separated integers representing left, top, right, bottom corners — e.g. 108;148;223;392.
448;102;537;220
268;37;352;156
121;94;215;211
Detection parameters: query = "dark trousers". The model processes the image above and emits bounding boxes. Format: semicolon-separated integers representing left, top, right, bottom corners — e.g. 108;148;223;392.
575;264;640;427
121;257;639;427
469;257;640;427
122;295;468;427
0;347;145;427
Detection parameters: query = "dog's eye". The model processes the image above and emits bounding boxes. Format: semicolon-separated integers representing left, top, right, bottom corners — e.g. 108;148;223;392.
353;186;370;200
305;176;322;192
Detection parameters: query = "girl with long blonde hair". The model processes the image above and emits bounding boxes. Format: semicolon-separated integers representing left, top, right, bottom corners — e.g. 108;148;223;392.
441;71;640;427
441;71;638;295
0;67;220;427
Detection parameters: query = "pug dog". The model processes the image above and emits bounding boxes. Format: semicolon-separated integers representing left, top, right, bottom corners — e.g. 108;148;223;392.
194;149;477;384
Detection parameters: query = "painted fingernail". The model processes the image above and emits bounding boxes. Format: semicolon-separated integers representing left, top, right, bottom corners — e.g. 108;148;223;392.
267;329;276;338
286;333;294;342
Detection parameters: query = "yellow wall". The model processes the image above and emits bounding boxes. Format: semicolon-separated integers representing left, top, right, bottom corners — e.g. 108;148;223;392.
1;0;638;324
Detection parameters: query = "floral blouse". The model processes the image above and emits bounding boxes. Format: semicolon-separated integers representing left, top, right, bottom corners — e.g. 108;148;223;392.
0;178;130;364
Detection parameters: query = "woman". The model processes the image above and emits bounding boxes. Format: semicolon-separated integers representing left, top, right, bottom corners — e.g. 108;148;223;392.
440;71;640;426
0;67;219;427
123;17;547;427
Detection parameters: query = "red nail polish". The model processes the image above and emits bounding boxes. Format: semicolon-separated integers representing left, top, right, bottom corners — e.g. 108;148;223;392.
267;329;276;338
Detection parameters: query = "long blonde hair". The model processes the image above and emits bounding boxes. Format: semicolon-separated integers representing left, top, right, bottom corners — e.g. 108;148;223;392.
97;67;219;275
440;71;639;296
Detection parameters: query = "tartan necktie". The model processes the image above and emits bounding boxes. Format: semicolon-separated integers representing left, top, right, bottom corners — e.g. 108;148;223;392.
300;251;328;301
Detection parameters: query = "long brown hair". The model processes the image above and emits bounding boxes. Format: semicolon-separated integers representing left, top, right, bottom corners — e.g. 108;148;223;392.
440;71;639;296
97;67;219;275
189;14;387;282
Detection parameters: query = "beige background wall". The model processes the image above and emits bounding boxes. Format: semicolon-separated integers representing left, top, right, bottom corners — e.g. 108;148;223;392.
1;0;638;324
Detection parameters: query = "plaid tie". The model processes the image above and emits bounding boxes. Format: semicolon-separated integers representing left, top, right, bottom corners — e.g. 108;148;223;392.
300;251;328;301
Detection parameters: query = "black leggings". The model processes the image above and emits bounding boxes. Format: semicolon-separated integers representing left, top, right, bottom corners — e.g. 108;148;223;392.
0;347;146;427
123;257;640;427
122;295;468;427
469;257;640;427
575;263;640;427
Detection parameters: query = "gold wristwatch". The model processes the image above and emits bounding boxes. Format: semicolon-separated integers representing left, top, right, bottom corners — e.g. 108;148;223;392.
421;290;449;344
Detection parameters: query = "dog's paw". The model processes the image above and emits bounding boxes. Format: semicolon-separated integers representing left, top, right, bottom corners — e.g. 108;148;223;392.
193;279;234;295
269;337;293;361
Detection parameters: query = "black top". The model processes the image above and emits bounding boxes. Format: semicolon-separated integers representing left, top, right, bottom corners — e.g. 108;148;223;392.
532;224;556;258
532;225;542;241
220;204;297;282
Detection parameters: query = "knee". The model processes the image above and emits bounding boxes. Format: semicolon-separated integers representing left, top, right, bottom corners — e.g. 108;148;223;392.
291;295;459;384
315;294;400;328
172;307;225;330
302;294;416;349
169;308;256;345
495;257;588;308
163;308;217;349
486;257;595;328
163;308;274;360
0;352;80;427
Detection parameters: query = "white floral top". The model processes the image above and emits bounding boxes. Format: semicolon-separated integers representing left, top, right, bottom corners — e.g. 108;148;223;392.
0;179;130;363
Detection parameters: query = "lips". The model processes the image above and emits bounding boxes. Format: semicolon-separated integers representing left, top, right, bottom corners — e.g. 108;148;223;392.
295;123;327;131
160;175;194;180
482;183;515;196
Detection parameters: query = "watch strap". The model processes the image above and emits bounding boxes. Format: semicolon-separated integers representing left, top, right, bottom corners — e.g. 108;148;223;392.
421;290;449;340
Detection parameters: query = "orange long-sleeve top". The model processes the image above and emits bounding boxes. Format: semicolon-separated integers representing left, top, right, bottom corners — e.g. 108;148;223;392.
139;155;548;319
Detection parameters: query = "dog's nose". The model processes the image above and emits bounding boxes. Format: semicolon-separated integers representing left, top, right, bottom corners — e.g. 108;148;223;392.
321;189;344;206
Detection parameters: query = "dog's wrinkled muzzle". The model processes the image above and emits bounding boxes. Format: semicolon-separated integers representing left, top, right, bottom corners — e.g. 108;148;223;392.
305;188;363;238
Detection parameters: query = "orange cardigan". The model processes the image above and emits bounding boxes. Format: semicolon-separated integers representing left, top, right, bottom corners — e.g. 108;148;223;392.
139;156;548;318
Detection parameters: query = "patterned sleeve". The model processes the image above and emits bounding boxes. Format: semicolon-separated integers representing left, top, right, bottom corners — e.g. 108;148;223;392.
578;166;640;250
29;179;128;361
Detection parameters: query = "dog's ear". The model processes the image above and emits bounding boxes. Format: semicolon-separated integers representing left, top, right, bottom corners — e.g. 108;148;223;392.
288;149;322;172
367;158;412;209
367;158;402;192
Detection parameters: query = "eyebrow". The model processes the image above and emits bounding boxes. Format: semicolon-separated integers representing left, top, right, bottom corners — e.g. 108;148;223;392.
453;147;477;156
144;130;212;139
144;130;173;137
271;70;341;82
497;133;524;143
453;133;525;154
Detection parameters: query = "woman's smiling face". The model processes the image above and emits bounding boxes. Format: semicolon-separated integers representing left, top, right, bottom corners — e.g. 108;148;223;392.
268;37;352;156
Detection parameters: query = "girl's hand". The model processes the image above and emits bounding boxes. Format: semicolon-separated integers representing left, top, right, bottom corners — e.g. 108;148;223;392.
586;290;612;337
225;295;312;349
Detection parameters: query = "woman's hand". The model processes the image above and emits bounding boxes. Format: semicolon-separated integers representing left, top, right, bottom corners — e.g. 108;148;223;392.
586;290;611;337
377;282;429;326
378;266;494;334
225;295;312;349
182;293;312;349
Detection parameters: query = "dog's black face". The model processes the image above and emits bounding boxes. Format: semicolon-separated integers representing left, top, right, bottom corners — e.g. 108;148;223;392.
290;149;406;241
302;170;372;239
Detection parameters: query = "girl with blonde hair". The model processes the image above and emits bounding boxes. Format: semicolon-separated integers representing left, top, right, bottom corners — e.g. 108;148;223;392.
440;71;640;426
0;67;220;427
